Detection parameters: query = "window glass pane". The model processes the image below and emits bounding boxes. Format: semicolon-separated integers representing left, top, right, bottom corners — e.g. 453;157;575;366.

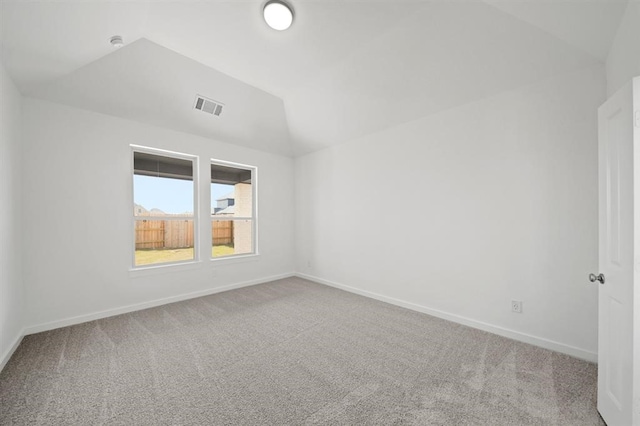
135;219;195;266
211;162;254;259
134;152;194;217
212;219;253;257
132;150;197;268
134;175;194;216
211;162;252;219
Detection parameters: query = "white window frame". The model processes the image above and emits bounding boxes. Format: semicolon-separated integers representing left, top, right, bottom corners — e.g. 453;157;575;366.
130;144;200;269
210;158;258;261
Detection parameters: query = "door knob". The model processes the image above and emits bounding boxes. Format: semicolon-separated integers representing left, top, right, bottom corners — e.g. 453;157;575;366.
589;273;605;284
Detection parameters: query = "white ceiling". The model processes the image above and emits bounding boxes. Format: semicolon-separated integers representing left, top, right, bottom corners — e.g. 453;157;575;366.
25;39;293;156
0;0;629;156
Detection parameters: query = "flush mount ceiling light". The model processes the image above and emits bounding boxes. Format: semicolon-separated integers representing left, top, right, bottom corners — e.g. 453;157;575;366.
263;0;294;31
110;35;124;48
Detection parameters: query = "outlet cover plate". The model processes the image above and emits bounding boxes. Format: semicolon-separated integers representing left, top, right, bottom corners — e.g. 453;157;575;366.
511;300;523;313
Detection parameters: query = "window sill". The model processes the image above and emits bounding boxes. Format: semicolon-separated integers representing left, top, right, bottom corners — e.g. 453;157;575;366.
210;253;260;265
129;260;203;278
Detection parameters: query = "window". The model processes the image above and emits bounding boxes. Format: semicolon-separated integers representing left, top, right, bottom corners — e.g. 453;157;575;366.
132;147;198;267
211;160;256;258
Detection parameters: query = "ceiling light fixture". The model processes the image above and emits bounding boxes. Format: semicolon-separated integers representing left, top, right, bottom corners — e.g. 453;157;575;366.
263;0;294;31
110;35;124;48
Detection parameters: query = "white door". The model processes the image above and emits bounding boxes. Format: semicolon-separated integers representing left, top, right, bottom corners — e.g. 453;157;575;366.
596;77;639;426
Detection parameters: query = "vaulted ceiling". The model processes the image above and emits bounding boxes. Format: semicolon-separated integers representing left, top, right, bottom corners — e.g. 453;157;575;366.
0;0;629;156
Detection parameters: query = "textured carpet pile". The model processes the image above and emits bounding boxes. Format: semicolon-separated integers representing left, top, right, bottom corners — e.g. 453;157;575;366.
0;277;603;425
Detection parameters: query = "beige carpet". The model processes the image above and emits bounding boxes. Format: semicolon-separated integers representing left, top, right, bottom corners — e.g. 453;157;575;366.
0;277;603;425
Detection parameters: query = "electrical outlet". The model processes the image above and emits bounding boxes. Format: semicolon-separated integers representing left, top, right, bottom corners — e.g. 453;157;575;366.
307;260;312;269
511;300;523;313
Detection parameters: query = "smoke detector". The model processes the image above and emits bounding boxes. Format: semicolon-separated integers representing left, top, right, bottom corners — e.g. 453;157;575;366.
110;35;124;48
194;95;224;117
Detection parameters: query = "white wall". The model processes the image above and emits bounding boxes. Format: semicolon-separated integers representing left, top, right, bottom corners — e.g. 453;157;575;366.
295;64;605;360
606;0;640;96
0;62;23;367
21;98;295;330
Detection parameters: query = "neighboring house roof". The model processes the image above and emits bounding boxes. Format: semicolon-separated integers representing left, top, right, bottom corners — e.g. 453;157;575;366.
150;208;166;215
216;192;234;201
134;203;148;214
214;205;235;215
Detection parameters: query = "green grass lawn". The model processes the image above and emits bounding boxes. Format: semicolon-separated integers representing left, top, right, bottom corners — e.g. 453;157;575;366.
135;245;236;266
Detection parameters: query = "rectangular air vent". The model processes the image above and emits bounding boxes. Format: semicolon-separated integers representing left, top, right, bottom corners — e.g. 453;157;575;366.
194;95;224;117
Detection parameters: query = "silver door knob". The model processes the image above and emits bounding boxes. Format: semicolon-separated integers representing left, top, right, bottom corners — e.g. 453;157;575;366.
589;273;605;284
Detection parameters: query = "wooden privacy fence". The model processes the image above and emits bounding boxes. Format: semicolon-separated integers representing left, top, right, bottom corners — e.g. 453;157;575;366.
213;220;234;246
135;219;233;249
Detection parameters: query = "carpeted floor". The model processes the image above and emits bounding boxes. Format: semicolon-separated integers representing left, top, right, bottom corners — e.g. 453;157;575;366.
1;277;603;425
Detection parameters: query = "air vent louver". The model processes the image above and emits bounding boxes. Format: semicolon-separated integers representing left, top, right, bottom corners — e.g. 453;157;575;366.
194;95;224;117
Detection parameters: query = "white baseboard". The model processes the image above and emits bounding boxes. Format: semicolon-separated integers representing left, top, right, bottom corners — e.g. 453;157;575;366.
296;272;598;363
24;272;295;336
1;329;25;373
